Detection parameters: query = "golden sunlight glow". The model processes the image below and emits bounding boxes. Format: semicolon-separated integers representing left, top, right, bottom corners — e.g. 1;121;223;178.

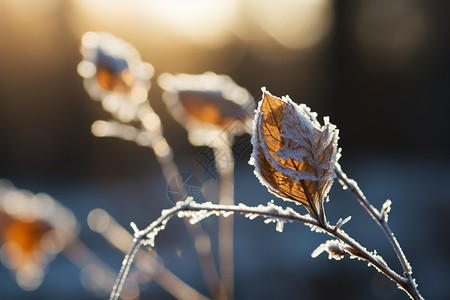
71;0;238;48
71;0;332;52
243;0;333;49
143;0;238;48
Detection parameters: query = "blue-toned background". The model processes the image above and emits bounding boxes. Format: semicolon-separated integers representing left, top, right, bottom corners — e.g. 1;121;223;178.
1;0;449;299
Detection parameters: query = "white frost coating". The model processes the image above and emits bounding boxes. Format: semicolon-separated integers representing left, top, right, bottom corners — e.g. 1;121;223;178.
143;218;169;247
276;94;339;201
312;240;347;260
130;222;139;236
334;216;352;231
381;199;392;222
276;219;285;232
306;223;327;234
244;213;259;220
122;255;130;266
132;198;316;253
264;217;286;232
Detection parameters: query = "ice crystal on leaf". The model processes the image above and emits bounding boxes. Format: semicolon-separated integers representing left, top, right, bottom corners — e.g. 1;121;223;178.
249;88;339;224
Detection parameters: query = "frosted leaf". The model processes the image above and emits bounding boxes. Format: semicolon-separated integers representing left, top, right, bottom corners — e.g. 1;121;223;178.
158;72;255;146
0;182;78;291
78;32;153;122
249;88;339;224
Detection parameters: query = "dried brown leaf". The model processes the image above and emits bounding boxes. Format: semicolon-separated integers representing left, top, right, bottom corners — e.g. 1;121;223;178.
177;90;250;127
250;89;339;223
96;63;134;93
0;212;50;265
78;32;153;101
158;72;255;146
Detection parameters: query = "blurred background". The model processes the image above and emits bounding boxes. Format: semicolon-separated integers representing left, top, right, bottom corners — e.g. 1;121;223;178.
0;0;450;299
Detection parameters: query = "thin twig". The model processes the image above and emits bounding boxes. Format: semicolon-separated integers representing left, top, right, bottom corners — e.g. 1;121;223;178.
63;237;138;298
88;208;209;300
110;198;421;300
334;165;422;299
141;121;225;299
110;202;189;300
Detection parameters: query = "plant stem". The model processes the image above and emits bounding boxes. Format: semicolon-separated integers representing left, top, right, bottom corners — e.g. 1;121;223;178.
98;101;224;299
110;202;191;300
215;144;235;300
110;237;144;300
334;166;422;299
88;208;209;300
110;199;422;300
150;135;225;299
63;237;139;298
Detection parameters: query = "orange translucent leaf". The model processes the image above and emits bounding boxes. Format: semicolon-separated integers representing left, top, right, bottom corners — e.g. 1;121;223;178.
158;72;255;146
96;65;134;93
250;89;339;223
0;212;51;269
78;32;153;105
178;90;250;127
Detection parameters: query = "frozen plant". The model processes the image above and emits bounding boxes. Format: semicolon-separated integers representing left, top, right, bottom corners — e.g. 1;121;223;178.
0;180;133;298
78;32;223;299
159;71;255;299
110;88;423;300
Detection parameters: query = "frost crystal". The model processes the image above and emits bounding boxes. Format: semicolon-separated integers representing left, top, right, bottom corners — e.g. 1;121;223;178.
381;199;392;222
312;240;347;260
334;216;352;231
263;217;286;232
276;219;285;232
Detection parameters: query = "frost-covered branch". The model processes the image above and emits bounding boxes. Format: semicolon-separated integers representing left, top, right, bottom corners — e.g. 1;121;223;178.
79;33;224;299
110;197;421;300
246;89;422;299
335;166;422;299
